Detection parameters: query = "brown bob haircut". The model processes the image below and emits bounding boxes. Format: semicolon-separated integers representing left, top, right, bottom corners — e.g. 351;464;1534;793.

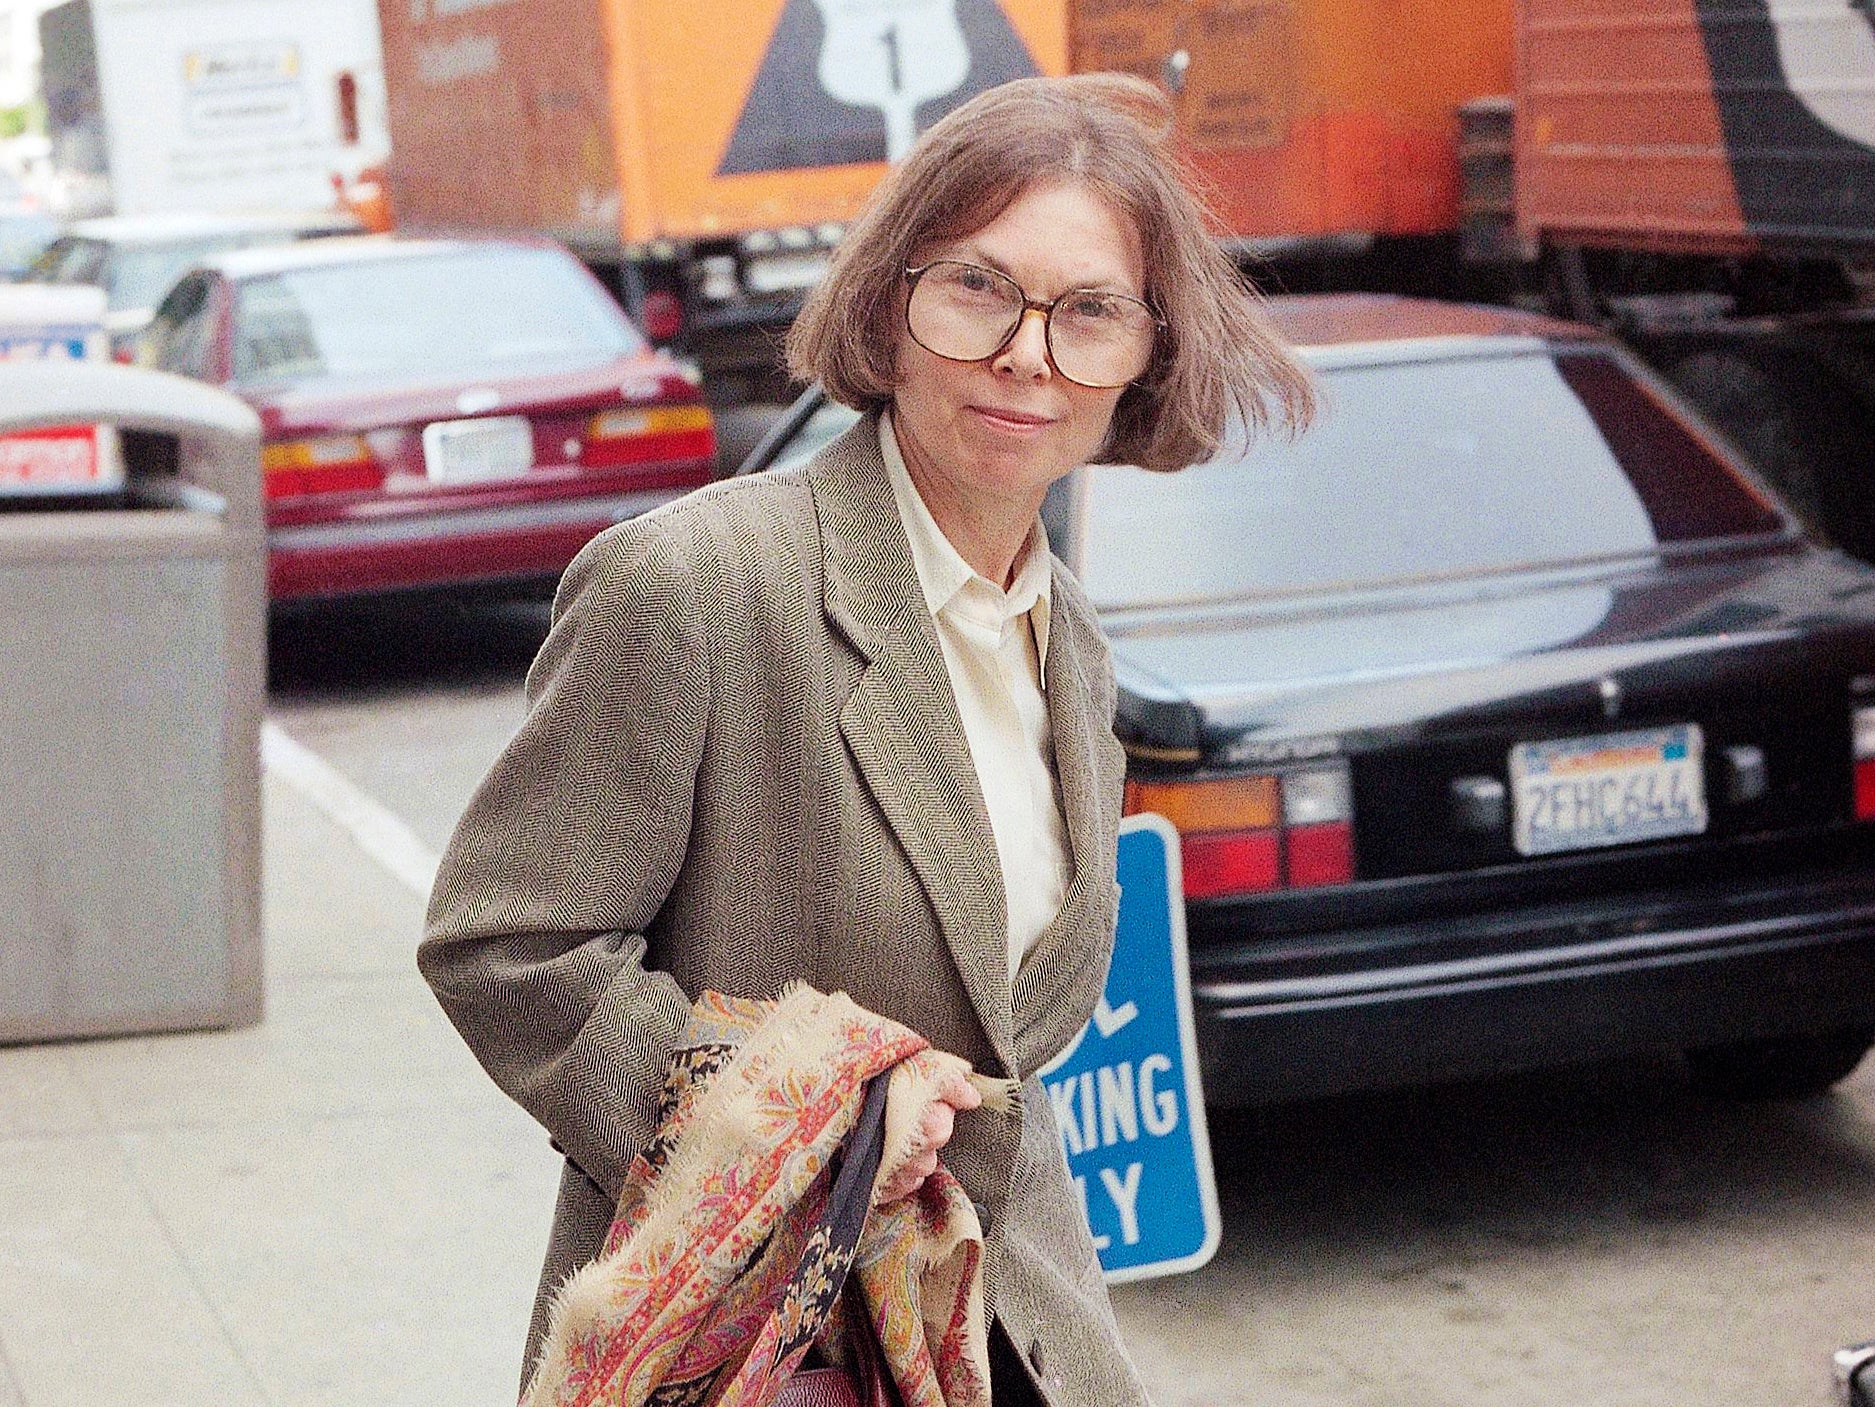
787;73;1315;471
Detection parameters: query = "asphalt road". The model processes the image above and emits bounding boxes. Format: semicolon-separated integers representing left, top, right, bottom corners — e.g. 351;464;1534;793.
268;597;1875;1407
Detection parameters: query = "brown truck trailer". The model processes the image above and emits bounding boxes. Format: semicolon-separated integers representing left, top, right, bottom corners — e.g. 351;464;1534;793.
1517;0;1875;257
1496;0;1875;555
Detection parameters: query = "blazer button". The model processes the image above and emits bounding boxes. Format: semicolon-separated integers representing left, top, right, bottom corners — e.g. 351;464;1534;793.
1029;1339;1047;1377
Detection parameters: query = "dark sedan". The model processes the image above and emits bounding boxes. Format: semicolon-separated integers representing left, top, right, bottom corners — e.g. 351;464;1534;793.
742;294;1875;1105
138;235;715;601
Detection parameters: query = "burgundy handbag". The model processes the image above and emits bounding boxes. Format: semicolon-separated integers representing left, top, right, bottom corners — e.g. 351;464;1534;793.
776;1368;864;1407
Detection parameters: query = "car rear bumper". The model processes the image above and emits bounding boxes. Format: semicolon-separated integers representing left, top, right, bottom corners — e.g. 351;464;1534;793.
266;485;687;600
1189;869;1875;1104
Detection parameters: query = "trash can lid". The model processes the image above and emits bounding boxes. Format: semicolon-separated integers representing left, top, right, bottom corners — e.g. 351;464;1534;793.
0;361;259;443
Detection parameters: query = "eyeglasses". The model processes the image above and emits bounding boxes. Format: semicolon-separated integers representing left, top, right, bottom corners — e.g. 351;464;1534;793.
903;260;1160;390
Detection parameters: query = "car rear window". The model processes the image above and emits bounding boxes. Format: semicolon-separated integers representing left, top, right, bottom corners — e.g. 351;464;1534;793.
1074;349;1785;609
27;233;311;309
0;215;57;277
25;237;107;288
109;237;245;311
229;247;644;385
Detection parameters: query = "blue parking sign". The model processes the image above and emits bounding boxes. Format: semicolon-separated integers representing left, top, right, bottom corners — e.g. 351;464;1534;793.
1039;814;1220;1281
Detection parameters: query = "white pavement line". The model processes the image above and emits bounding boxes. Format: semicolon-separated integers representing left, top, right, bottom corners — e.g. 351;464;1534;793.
260;720;440;898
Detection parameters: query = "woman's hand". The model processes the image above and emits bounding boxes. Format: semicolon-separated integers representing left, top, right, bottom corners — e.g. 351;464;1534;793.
874;1068;983;1205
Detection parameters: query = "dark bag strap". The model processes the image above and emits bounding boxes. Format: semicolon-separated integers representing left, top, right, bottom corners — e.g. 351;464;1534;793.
772;1075;899;1407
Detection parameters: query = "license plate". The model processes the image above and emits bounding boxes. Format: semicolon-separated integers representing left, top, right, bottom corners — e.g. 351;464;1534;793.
422;416;533;483
1510;724;1707;857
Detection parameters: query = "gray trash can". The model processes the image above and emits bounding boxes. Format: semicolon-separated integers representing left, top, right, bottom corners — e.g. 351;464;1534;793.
0;361;265;1041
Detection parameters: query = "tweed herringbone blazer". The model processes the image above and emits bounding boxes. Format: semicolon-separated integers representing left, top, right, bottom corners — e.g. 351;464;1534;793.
419;414;1148;1406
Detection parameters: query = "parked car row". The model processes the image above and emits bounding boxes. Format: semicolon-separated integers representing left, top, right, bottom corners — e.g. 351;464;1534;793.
739;294;1875;1110
12;206;1873;1112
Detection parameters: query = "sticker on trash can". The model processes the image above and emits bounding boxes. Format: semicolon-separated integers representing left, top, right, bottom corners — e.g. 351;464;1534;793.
0;425;124;494
1039;813;1221;1281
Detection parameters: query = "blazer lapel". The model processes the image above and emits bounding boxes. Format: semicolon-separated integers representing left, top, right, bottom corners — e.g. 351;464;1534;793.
1011;580;1117;1068
1042;585;1107;905
808;415;1017;1070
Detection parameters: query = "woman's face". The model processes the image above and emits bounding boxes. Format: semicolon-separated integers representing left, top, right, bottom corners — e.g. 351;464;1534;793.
891;179;1146;515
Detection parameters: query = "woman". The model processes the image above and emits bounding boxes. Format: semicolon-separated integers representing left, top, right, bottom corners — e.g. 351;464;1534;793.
420;73;1311;1405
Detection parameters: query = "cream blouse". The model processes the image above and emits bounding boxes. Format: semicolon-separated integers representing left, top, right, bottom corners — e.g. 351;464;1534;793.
880;412;1071;980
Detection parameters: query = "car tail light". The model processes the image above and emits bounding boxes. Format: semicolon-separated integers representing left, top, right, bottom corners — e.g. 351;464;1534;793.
1125;774;1279;900
1282;766;1355;888
1853;704;1875;821
583;404;715;468
1286;820;1355;888
261;434;383;499
640;290;684;342
1125;761;1355;898
1181;830;1281;899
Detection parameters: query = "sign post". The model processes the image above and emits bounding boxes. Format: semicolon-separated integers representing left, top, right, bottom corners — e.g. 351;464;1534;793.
1039;813;1220;1281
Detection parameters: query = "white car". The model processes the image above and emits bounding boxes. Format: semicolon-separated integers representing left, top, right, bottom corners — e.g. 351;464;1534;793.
23;209;359;354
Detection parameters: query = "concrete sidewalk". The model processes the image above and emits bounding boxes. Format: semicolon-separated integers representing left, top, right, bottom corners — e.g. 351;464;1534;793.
9;710;1875;1407
0;772;560;1407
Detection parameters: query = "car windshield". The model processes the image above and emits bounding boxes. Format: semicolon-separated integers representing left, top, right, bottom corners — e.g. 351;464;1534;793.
229;247;644;385
1074;349;1785;610
770;401;861;472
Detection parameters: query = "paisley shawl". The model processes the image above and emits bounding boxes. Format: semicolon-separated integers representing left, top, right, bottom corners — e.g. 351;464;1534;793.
522;984;1001;1407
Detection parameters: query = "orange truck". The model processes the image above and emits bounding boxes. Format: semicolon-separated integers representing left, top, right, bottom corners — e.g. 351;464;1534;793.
1070;0;1512;248
377;0;1517;398
378;0;1068;401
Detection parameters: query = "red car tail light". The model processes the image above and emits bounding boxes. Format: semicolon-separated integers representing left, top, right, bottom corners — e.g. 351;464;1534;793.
583;404;716;468
1853;704;1875;821
640;290;684;342
1181;830;1282;899
1125;761;1356;897
1286;821;1355;887
261;434;384;499
1127;774;1281;899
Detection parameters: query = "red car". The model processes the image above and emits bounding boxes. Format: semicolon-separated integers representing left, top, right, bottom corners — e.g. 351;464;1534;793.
138;235;716;601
